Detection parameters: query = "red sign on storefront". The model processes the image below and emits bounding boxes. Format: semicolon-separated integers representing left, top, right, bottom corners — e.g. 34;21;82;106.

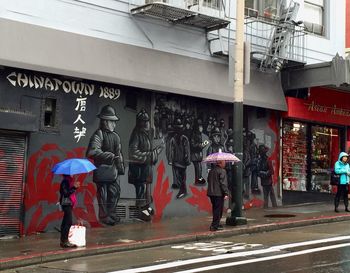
283;87;350;126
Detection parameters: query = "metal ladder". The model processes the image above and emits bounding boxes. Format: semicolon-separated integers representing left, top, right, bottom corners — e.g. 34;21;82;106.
208;29;229;56
260;0;300;71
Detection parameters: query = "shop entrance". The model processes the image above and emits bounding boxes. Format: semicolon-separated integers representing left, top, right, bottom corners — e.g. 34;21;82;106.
310;125;340;192
0;131;26;237
282;120;344;202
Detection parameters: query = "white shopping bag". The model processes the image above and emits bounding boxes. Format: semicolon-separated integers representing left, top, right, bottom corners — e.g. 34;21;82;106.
68;225;86;247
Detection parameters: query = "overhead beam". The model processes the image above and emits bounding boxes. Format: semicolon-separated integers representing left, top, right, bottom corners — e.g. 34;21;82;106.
281;54;350;90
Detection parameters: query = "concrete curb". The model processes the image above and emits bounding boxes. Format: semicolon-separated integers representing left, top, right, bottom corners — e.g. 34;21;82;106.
1;214;350;270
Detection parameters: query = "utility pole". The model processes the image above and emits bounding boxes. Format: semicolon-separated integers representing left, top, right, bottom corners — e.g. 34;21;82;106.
226;0;247;226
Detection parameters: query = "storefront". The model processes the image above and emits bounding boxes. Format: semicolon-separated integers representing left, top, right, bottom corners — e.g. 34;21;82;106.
282;87;349;204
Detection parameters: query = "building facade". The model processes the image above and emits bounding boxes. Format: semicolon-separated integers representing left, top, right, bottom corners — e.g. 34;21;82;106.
0;0;346;237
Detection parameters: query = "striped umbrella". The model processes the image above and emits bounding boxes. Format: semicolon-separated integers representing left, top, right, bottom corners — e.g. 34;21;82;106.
203;149;240;163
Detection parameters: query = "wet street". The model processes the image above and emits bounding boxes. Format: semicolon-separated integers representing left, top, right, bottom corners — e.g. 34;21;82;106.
4;221;350;273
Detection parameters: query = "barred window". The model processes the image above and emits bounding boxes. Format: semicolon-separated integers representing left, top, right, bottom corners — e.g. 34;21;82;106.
304;0;325;36
245;0;278;19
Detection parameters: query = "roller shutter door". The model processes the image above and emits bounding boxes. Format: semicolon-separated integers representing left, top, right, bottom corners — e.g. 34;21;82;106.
0;133;26;237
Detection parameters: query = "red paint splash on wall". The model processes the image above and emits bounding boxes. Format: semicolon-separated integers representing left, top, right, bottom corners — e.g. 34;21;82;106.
268;111;280;185
152;160;173;222
186;185;211;213
25;144;100;235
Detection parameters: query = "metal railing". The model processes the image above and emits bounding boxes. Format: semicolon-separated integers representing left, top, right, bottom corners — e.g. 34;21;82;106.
129;0;227;18
245;15;307;70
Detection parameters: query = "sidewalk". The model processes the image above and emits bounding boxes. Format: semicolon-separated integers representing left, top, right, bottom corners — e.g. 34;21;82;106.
1;202;350;270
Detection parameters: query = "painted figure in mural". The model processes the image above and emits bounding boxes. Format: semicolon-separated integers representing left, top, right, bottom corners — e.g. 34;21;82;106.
334;152;350;213
86;105;125;226
242;134;252;199
257;144;277;209
206;116;214;137
184;119;192;140
207;127;225;158
219;119;227;146
168;118;191;199
128;109;163;221
225;137;235;191
207;160;229;231
160;107;168;136
153;106;161;139
190;119;209;186
248;131;261;194
59;175;80;248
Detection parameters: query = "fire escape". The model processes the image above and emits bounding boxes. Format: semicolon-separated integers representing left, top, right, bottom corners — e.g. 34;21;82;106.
130;0;230;56
130;0;230;31
130;0;307;73
246;0;307;72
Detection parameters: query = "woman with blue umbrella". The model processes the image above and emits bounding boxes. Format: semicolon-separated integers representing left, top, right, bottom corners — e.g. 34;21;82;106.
59;175;80;248
52;158;96;248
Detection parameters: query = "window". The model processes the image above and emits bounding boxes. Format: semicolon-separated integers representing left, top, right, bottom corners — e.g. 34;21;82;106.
304;0;325;36
203;0;220;10
40;97;60;132
44;98;56;127
245;0;278;19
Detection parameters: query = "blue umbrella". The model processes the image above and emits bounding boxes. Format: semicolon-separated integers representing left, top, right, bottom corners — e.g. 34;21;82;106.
52;158;96;175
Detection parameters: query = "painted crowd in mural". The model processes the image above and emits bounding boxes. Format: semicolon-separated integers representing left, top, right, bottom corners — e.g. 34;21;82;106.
0;67;279;236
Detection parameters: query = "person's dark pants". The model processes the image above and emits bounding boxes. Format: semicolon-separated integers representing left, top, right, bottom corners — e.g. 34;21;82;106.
134;183;146;200
335;184;349;209
173;166;187;194
95;180;120;224
209;196;224;228
243;176;250;198
251;171;259;192
133;182;149;208
193;161;202;181
262;185;277;208
60;205;73;243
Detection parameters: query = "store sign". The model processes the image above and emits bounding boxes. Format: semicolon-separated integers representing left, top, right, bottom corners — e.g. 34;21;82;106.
284;87;350;126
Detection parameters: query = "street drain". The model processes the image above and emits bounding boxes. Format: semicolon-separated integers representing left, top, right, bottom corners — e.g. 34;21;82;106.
264;214;296;218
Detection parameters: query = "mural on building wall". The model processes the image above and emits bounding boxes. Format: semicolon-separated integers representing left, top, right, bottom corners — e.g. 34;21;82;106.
0;67;280;236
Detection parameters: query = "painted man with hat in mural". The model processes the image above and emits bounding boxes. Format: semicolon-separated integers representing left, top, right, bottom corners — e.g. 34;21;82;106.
168;118;191;199
86;105;125;226
206;127;225;162
257;144;277;209
190;118;209;186
128;109;163;221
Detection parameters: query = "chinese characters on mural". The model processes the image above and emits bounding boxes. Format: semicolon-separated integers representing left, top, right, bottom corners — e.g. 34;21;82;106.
73;97;87;142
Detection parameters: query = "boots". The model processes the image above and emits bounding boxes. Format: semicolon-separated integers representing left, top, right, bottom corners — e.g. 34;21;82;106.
60;241;77;248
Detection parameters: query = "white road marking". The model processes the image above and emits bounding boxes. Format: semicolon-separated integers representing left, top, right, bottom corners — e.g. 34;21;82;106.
172;241;262;253
212;246;246;253
175;242;350;273
109;235;350;273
